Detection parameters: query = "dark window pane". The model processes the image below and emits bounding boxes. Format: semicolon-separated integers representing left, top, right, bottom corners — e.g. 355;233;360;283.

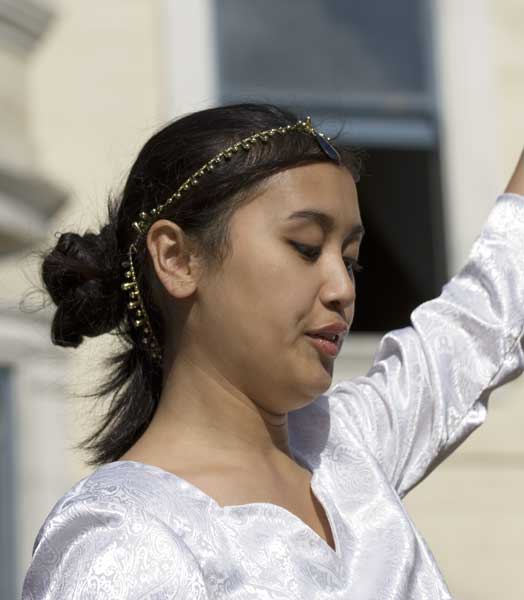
352;147;447;332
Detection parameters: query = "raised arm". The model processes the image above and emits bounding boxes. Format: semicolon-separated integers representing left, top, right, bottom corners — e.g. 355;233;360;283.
330;151;524;499
505;148;524;195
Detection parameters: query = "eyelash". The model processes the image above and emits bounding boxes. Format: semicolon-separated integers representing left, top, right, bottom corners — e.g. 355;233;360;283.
291;242;364;275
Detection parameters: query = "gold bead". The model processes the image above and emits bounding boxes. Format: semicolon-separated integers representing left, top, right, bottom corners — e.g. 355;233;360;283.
121;282;136;291
127;301;139;309
135;309;143;317
124;270;132;279
139;211;149;220
132;221;144;234
130;291;139;298
134;319;144;327
150;208;158;216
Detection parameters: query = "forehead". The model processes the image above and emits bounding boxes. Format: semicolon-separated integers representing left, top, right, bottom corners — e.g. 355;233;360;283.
247;162;361;228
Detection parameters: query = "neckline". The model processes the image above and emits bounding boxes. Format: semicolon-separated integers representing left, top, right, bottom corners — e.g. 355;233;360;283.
103;452;340;560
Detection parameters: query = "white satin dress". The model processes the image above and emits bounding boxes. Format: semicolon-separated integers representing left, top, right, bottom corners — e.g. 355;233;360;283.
22;193;524;599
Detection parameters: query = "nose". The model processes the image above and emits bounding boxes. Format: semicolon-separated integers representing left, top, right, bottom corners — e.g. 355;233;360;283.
320;261;356;317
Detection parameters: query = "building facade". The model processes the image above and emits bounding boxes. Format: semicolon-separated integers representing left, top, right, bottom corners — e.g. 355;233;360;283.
0;1;522;597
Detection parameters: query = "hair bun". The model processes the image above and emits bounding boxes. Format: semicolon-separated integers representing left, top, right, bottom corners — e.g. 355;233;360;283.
42;222;125;348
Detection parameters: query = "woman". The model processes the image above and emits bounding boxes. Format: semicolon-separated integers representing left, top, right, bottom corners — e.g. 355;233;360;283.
22;103;524;598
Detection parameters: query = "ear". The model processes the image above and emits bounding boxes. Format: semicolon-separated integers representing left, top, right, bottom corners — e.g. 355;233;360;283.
146;219;202;299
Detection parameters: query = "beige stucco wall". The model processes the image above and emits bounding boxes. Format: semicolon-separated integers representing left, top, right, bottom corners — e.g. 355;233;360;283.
5;0;163;592
3;0;523;597
492;0;524;172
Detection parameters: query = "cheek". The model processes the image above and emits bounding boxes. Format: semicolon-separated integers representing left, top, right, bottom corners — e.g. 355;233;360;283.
211;235;318;338
242;264;298;323
254;268;318;347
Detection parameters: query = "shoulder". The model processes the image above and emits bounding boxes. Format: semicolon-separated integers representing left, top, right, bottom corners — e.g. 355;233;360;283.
30;461;205;548
24;463;209;599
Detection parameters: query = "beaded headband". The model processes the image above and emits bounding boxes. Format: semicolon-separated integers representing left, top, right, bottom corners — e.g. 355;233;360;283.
120;116;341;363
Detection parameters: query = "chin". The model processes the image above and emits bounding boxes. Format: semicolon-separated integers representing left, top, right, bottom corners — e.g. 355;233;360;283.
318;355;335;379
307;366;333;397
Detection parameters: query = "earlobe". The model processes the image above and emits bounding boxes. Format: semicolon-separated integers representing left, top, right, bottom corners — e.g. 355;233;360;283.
146;219;200;299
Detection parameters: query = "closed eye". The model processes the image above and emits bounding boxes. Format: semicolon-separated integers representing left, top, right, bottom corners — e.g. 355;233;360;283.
290;242;364;275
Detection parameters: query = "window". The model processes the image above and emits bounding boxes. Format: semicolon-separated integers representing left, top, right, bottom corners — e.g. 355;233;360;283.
215;0;445;330
0;366;16;599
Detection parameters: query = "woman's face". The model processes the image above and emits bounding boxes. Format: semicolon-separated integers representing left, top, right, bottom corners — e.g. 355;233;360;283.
192;161;363;413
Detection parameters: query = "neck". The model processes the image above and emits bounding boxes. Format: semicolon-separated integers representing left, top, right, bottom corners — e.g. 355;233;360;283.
132;352;296;471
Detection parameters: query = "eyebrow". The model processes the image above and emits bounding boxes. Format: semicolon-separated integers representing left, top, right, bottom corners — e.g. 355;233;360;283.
286;209;365;247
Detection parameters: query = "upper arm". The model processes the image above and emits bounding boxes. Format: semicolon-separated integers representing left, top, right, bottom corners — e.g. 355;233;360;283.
22;500;209;599
330;193;524;498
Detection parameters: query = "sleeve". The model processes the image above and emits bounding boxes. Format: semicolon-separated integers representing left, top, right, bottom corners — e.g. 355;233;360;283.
330;192;524;499
22;500;210;599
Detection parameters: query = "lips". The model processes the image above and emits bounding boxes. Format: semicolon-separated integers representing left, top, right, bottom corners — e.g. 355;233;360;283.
304;323;349;359
305;321;349;348
307;331;339;343
305;334;341;357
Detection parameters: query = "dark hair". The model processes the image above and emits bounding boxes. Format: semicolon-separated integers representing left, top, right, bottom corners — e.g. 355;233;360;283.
36;102;364;466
